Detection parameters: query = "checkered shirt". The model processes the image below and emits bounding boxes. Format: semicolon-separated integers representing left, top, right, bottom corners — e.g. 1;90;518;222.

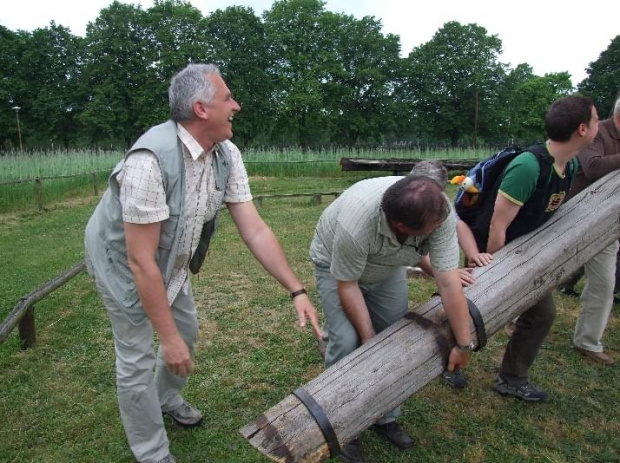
118;124;252;304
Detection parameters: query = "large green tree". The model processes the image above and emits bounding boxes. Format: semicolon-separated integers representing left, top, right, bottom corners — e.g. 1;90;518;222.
264;0;402;147
20;23;84;148
79;1;153;148
263;0;333;147
319;12;402;146
140;0;210;128
501;68;572;143
206;6;272;147
578;35;620;118
404;21;507;146
0;26;28;150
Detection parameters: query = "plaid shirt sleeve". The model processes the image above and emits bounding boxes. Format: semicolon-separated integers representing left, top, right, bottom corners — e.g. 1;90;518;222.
118;151;170;224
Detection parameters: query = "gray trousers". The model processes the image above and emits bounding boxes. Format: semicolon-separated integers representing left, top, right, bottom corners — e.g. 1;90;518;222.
98;283;198;462
574;240;618;352
499;292;556;386
315;265;408;424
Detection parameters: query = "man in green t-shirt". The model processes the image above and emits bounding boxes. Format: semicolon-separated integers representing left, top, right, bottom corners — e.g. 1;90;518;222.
467;95;599;402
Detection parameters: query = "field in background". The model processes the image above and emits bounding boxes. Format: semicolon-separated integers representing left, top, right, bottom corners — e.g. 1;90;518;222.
0;146;487;182
0;146;483;214
0;181;619;462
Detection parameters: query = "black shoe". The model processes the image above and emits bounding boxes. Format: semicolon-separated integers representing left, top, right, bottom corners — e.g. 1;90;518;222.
371;421;414;450
340;437;363;463
558;286;580;298
493;377;548;402
443;370;467;389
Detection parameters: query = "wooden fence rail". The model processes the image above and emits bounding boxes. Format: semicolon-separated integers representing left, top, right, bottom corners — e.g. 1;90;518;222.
0;261;85;349
254;192;341;208
0;189;346;349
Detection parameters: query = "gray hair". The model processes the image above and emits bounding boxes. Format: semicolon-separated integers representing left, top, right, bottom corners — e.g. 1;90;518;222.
168;64;221;121
409;160;448;190
614;96;620;116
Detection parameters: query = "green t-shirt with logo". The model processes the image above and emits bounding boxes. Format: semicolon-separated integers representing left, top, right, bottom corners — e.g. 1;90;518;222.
499;151;578;211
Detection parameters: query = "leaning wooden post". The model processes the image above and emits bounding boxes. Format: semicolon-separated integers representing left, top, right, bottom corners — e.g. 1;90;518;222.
240;171;620;462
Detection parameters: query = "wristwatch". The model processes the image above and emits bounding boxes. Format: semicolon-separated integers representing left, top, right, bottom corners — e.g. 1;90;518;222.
457;340;475;352
290;288;307;299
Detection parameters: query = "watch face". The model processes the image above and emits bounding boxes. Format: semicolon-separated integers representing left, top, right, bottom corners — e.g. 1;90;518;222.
459;342;474;351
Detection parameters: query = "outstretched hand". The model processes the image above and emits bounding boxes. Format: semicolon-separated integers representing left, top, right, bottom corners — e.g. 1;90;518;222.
293;295;322;341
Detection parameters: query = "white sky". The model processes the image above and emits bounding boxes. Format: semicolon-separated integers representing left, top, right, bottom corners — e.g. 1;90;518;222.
2;0;618;85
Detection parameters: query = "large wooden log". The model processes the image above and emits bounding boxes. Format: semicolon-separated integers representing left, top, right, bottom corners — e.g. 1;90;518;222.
240;172;620;462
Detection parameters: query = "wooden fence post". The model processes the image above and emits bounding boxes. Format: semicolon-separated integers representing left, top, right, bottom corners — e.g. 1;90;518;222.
35;177;43;210
311;194;321;206
18;306;36;349
92;172;99;196
255;196;263;208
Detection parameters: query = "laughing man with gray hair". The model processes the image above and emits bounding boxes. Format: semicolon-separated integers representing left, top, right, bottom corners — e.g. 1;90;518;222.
85;63;321;462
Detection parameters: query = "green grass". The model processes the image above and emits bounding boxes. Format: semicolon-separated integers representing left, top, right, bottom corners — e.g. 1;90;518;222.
0;178;618;462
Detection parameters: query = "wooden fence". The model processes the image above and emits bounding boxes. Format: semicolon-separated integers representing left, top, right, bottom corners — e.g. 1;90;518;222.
0;262;86;349
0;191;343;350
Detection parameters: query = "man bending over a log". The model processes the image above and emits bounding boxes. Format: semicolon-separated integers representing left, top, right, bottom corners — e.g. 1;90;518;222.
464;95;599;402
309;174;474;462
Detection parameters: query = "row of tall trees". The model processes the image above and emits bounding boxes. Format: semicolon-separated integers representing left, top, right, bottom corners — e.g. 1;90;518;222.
1;0;618;151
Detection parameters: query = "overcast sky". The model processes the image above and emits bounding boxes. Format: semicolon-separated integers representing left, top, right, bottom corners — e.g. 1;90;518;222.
2;0;619;85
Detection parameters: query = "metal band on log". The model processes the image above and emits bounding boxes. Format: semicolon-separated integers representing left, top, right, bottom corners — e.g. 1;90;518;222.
240;172;620;462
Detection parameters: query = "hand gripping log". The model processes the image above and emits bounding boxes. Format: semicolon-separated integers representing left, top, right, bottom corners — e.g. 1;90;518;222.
240;172;620;462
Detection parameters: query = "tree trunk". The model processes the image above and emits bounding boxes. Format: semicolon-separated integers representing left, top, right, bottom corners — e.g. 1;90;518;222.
240;171;620;462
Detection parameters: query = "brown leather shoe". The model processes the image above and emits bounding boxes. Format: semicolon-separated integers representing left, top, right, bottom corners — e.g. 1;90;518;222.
574;346;614;365
371;421;414;450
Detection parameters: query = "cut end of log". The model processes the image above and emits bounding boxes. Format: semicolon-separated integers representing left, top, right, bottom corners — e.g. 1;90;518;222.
240;403;332;462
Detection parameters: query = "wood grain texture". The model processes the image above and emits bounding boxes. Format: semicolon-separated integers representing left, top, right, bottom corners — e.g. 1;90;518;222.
240;171;620;462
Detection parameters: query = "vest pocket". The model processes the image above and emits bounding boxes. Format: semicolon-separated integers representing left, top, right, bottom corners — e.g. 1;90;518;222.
104;247;139;308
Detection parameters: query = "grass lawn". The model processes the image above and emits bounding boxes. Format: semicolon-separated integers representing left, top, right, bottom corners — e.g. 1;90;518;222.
0;177;619;462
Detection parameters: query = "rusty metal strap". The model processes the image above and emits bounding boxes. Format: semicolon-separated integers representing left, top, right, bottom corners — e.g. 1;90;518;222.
292;387;341;458
466;298;487;351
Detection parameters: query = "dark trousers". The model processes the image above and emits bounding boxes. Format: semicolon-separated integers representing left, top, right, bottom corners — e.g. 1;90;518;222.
500;292;556;386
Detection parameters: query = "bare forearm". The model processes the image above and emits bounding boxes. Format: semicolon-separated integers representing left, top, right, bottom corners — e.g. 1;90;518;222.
457;220;480;261
442;291;472;346
435;270;471;346
338;281;375;342
417;255;434;276
129;260;180;342
242;222;304;292
486;227;505;255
